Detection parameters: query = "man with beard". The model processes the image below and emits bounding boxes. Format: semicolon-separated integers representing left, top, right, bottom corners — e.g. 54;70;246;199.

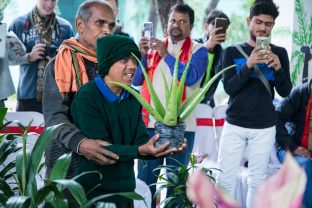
9;0;73;112
43;0;119;180
133;3;208;207
216;0;291;207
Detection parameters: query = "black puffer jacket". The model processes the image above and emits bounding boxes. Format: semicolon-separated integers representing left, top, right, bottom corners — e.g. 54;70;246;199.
276;79;312;152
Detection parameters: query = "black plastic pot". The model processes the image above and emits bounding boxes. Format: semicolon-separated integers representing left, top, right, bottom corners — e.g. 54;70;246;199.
154;121;186;149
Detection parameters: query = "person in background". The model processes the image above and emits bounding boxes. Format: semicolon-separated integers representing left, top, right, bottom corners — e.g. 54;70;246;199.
9;0;73;112
275;79;312;208
43;0;118;181
195;10;230;107
0;31;28;108
105;0;130;37
133;3;208;207
71;34;185;207
216;0;292;207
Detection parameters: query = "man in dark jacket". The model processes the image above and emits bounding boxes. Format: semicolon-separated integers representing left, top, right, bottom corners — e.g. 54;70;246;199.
276;79;312;208
216;1;292;207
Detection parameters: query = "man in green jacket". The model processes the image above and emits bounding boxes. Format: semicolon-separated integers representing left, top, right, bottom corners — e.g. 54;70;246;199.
71;35;186;207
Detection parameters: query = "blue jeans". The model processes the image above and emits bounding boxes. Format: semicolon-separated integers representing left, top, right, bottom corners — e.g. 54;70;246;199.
137;128;195;208
277;148;312;208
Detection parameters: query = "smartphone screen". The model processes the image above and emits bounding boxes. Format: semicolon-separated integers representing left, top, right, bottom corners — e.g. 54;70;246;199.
143;22;153;40
256;37;269;52
214;18;228;35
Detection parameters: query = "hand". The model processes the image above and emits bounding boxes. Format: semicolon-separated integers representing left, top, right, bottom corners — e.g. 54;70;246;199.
204;27;226;51
293;146;311;159
78;139;119;165
246;47;269;68
138;135;187;157
139;30;150;56
150;38;168;57
28;43;46;62
266;50;281;71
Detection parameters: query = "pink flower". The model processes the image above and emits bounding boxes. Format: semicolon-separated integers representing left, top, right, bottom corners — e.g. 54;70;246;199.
254;152;306;208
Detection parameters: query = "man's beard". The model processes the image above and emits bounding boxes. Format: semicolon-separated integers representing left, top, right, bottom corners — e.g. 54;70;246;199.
169;28;183;40
250;31;269;41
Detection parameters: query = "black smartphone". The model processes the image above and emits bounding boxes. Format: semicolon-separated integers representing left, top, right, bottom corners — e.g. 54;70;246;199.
214;17;229;35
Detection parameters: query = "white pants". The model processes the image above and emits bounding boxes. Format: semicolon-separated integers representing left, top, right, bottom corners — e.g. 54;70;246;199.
216;121;275;208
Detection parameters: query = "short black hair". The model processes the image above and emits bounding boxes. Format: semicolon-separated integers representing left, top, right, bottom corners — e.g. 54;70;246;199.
169;3;195;25
249;0;279;20
205;10;230;25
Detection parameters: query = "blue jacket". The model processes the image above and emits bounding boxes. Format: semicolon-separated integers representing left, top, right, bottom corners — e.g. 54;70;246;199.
8;12;74;99
276;80;312;152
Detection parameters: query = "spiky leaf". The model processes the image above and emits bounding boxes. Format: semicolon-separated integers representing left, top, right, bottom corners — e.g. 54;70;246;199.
110;82;163;122
132;53;166;118
179;64;235;122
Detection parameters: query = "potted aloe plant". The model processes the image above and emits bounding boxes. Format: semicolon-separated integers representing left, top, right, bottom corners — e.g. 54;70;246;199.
111;53;235;148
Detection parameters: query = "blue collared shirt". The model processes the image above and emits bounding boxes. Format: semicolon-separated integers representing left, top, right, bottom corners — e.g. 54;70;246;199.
95;76;129;103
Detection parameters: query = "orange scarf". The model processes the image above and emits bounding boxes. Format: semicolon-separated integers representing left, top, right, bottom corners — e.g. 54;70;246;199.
142;36;192;125
55;38;97;94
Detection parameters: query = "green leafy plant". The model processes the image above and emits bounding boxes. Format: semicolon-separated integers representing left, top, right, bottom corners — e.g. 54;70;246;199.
154;155;217;208
0;108;144;208
111;53;235;126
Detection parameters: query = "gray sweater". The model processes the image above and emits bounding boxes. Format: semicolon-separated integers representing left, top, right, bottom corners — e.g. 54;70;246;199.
43;57;97;178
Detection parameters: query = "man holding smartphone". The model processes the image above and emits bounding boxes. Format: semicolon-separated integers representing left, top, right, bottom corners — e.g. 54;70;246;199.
216;1;292;208
195;10;230;107
133;3;208;207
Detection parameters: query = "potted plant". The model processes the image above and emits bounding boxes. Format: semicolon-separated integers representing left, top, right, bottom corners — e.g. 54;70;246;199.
111;53;235;148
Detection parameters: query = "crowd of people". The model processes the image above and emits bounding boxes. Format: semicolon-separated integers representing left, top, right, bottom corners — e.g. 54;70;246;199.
0;0;311;207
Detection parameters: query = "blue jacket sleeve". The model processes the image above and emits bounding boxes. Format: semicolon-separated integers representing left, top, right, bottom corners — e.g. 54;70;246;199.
133;55;147;86
164;47;209;86
222;47;254;96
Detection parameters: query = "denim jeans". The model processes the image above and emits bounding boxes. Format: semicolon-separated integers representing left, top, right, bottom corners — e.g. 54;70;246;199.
137;128;195;208
277;148;312;208
216;122;275;208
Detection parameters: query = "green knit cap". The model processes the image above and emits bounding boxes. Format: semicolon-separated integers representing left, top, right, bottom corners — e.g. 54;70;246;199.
97;35;141;76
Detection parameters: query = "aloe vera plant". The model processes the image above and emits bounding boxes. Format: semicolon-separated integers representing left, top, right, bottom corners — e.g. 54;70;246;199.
111;53;235;126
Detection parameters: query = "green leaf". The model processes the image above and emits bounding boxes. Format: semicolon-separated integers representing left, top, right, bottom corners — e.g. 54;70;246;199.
0;193;9;206
16;150;31;196
0;178;14;197
179;88;200;115
49;153;72;181
179;64;235;122
159;68;170;107
132;53;166;118
163;52;182;126
35;183;65;205
53;179;88;206
176;54;192;109
0;107;8;125
110;82;164;122
6;196;31;208
25;124;66;194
